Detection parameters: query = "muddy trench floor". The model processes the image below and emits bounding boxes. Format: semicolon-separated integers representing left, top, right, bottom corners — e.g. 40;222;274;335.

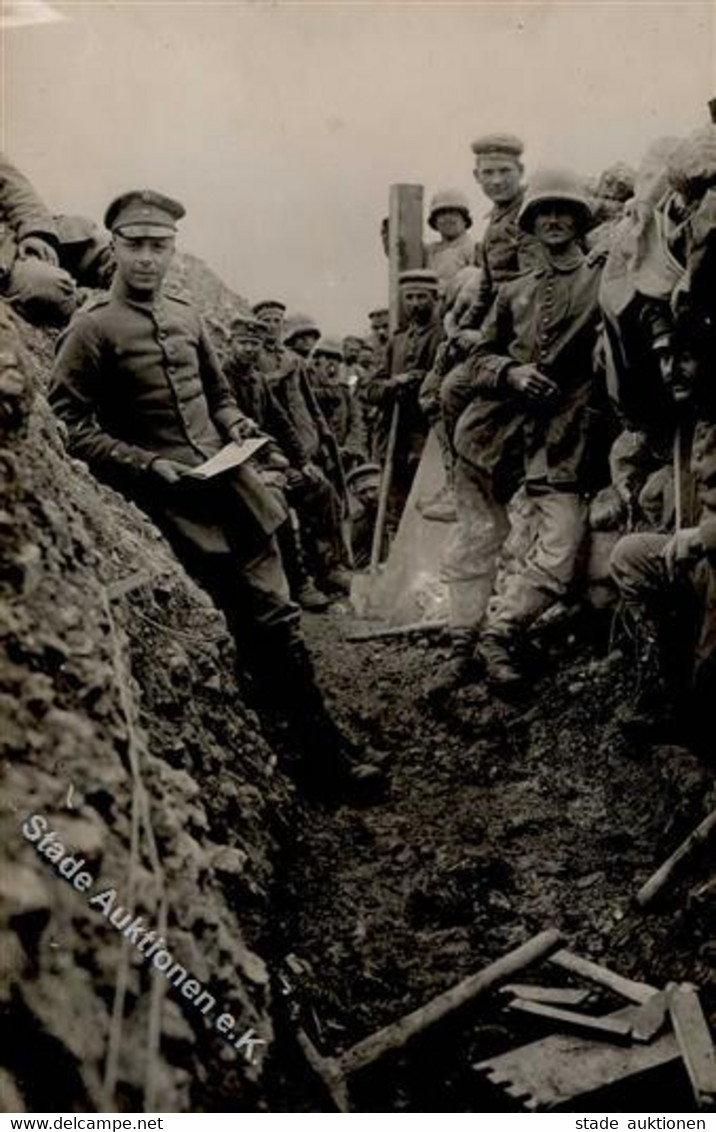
268;609;715;1113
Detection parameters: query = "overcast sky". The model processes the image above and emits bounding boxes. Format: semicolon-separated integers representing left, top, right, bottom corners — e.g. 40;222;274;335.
2;0;714;334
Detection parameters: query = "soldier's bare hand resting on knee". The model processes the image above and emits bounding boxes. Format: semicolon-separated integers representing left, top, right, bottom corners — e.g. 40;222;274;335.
506;364;559;403
663;527;703;580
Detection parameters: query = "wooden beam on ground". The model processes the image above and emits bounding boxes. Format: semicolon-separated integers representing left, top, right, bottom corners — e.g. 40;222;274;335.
341;928;563;1077
507;999;634;1045
548;949;658;1005
636;805;716;909
345;618;447;643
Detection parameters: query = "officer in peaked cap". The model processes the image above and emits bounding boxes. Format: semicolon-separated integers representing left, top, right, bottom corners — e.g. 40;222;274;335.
51;187;383;800
104;189;185;235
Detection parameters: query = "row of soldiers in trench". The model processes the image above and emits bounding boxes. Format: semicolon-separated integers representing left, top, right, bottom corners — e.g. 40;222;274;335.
2;122;715;803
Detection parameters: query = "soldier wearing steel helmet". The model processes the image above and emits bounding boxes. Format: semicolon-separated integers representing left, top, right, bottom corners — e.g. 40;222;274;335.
310;336;366;468
428;169;604;699
424;189;479;289
49;190;383;800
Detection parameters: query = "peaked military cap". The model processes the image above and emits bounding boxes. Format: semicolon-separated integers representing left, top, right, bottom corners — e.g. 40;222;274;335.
231;314;266;339
253;299;287;316
346;462;381;492
471;133;524;160
104;190;185;236
368;307;389;319
399;269;439;292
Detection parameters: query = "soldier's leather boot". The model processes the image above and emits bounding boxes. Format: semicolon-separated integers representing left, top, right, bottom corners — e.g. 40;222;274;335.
425;629;481;703
615;609;688;746
477;632;524;690
323;565;352;596
295;577;332;612
276;634;387;802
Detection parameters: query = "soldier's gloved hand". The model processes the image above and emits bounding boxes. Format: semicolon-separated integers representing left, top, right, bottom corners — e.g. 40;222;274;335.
663;527;703;580
150;458;187;485
507;364;559;403
17;235;59;267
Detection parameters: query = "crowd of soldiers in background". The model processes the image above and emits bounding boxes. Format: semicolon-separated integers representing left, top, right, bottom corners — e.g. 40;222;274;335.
2;116;716;756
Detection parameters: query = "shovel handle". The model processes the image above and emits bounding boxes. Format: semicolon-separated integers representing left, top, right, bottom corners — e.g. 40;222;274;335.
369;397;400;574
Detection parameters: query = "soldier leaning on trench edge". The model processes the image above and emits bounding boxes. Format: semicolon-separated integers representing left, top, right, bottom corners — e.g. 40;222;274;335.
48;188;384;802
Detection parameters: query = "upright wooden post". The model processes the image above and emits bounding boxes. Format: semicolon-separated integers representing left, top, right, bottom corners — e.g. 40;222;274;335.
388;184;424;332
708;98;716;124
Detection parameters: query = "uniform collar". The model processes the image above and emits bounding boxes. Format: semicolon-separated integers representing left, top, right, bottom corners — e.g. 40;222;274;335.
533;244;585;276
112;275;164;310
487;187;525;222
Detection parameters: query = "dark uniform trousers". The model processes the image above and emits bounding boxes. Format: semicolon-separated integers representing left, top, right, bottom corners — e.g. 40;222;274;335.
264;348;349;581
610;418;716;717
363;315;443;533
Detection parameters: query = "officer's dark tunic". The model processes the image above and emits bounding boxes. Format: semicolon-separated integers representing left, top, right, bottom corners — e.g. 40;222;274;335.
49;278;296;638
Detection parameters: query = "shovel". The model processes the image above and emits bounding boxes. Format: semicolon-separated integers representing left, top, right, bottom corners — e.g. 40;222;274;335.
350;397;400;616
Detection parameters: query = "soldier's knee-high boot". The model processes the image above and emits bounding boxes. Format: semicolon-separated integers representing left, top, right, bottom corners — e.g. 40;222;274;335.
277;511;331;611
616;606;693;744
425;627;481;703
253;624;385;797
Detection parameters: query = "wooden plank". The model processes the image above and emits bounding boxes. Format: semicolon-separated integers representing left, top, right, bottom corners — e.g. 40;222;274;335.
548;949;658;1005
500;983;593;1007
475;1003;680;1111
630;991;667;1044
666;983;716;1109
507;999;634;1045
388;183;424;333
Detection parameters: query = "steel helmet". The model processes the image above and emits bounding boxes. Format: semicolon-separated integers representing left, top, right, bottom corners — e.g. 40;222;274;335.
519;169;593;234
283;314;321;345
428;189;473;231
312;336;343;360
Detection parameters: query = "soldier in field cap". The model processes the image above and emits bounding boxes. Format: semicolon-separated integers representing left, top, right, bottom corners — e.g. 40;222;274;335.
425;135;544;528
362;269;443;537
50;189;383;800
252;298;286;373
